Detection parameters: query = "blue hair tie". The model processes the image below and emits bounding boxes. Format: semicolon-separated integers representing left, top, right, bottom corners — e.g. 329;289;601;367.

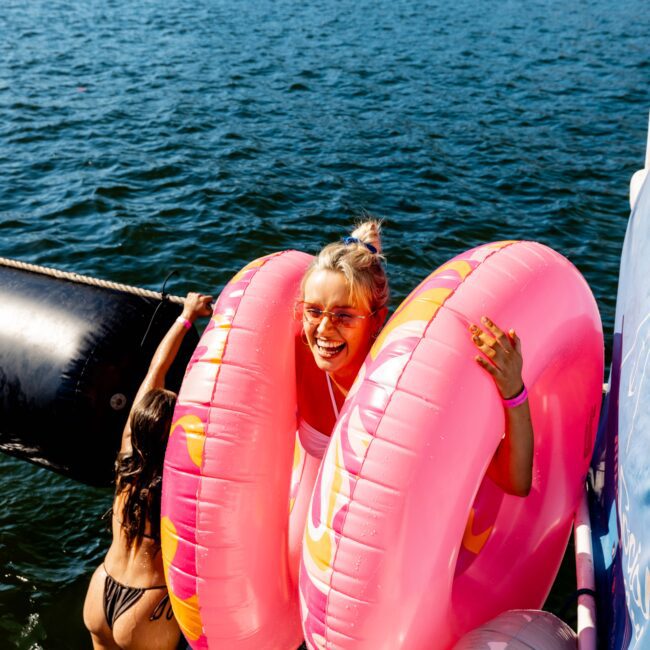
343;236;378;255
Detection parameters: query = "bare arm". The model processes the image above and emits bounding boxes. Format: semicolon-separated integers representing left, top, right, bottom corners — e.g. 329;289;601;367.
119;292;213;456
471;316;534;497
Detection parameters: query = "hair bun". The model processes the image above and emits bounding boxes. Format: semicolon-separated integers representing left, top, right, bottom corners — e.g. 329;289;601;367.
350;219;383;255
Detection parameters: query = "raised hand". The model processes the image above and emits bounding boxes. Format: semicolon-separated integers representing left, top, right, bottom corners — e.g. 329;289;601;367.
470;315;533;496
181;292;213;322
470;316;524;400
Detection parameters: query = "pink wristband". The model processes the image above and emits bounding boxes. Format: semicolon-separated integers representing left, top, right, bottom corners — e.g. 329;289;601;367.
502;385;528;409
176;316;192;330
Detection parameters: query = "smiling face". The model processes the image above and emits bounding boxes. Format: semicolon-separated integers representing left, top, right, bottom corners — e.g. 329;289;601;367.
302;269;377;387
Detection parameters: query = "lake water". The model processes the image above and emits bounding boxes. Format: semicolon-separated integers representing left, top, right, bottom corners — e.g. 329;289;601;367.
1;0;649;647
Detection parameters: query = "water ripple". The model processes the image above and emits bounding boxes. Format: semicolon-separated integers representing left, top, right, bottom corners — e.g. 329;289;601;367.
1;0;650;645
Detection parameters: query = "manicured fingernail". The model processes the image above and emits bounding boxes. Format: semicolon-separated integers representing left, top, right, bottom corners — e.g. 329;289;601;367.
473;335;480;343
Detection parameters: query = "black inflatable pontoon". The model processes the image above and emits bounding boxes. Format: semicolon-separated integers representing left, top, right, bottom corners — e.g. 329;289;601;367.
0;260;199;486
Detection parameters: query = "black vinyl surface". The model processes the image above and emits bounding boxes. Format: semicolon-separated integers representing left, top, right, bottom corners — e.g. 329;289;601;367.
0;266;198;486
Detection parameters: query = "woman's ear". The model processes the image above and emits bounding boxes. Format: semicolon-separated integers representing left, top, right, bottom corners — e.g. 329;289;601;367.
375;306;389;328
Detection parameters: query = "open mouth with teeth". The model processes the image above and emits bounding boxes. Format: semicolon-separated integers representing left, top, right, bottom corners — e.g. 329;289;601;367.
315;338;346;358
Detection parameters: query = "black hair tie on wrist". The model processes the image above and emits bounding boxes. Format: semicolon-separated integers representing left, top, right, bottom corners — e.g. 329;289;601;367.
343;236;377;254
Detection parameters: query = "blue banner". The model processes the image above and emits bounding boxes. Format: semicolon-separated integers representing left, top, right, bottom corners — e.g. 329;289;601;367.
590;169;650;649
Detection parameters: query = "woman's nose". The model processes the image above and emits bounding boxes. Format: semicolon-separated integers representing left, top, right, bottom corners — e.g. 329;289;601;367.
317;314;335;334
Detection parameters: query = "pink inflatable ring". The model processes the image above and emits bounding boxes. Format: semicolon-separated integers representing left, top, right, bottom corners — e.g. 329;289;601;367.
300;241;603;649
161;250;311;649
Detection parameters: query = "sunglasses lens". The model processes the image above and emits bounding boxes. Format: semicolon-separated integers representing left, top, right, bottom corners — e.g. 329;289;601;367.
304;307;323;324
298;303;364;328
334;313;354;327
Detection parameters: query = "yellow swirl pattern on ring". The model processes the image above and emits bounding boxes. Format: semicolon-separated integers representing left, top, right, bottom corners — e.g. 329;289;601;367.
432;259;474;279
372;287;452;358
305;437;346;573
170;415;205;469
161;517;203;641
461;508;493;554
303;433;353;588
228;252;280;285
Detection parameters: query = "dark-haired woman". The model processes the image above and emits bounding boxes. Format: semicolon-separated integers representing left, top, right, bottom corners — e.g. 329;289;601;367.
83;292;212;650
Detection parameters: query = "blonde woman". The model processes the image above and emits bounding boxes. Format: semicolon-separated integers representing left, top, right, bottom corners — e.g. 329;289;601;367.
294;220;533;493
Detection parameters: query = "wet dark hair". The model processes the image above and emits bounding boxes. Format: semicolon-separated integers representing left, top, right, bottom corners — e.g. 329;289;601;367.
114;388;177;548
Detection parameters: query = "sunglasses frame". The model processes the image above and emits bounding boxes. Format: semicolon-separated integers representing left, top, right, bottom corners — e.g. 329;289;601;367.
295;301;375;328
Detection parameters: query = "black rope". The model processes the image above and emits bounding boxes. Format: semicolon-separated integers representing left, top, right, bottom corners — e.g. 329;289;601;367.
140;270;178;348
558;588;597;619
